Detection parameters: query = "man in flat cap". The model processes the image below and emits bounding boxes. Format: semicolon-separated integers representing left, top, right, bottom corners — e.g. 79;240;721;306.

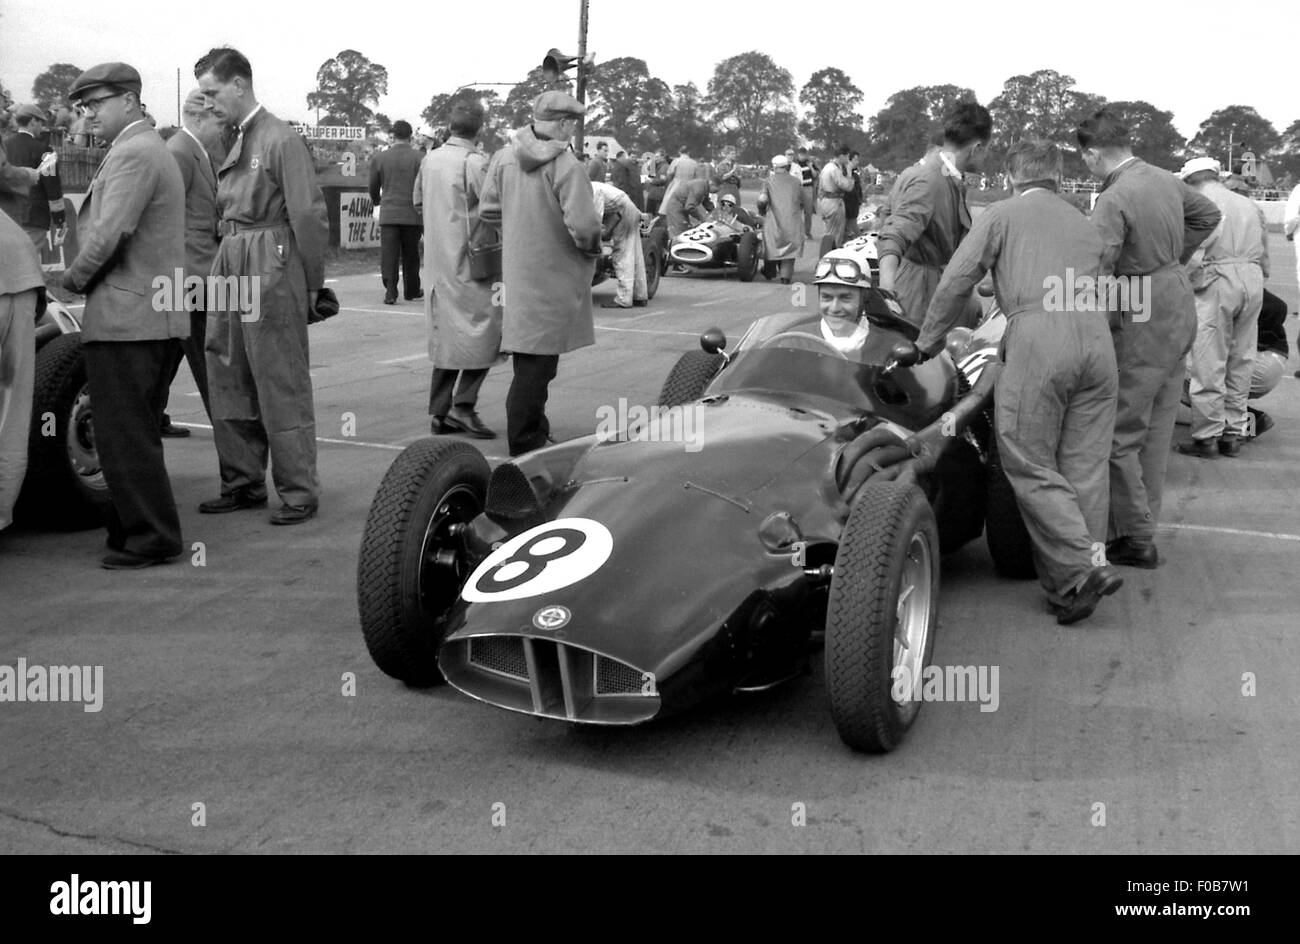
194;47;328;525
63;62;188;568
0;103;67;248
478;90;601;456
1175;157;1267;459
756;154;803;283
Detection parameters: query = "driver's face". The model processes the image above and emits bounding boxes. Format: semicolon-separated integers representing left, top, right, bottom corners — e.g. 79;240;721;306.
819;285;861;322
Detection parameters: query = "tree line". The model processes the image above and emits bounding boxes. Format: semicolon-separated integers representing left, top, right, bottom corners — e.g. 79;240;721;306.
11;55;1300;182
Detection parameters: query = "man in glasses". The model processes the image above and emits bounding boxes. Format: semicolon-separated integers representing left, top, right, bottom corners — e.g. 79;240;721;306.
812;247;876;356
915;139;1122;626
62;62;188;569
877;102;991;328
710;192;754;228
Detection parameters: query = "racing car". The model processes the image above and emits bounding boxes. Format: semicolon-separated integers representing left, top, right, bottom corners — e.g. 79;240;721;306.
667;209;764;281
13;295;110;529
357;268;1030;753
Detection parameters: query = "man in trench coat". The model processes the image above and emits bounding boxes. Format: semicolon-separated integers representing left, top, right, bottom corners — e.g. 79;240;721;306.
414;101;501;439
478;91;601;457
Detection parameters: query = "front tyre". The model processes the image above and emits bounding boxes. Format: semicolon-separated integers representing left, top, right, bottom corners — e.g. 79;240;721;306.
825;481;939;752
737;232;759;282
657;350;724;407
357;439;489;686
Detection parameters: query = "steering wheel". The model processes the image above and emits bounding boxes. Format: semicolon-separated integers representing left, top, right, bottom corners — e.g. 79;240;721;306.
759;330;844;356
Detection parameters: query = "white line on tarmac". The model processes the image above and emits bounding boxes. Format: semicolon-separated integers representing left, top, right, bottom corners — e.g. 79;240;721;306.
596;325;700;337
1165;523;1300;543
172;422;507;460
690;300;716;308
376;353;427;364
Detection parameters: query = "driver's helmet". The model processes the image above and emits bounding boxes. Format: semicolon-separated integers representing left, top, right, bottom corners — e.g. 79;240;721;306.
813;246;874;291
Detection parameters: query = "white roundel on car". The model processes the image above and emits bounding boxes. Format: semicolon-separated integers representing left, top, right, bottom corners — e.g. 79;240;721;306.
462;518;614;602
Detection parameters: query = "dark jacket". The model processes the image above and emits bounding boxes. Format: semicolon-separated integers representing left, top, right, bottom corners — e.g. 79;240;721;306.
369;143;424;226
610;157;643;210
0;130;63;230
166;128;220;279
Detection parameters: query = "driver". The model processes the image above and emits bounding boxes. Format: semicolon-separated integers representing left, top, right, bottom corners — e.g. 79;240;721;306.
709;192;755;228
812;247;875;356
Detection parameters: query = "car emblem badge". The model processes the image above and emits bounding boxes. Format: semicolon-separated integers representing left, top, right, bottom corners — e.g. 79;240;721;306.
533;605;571;630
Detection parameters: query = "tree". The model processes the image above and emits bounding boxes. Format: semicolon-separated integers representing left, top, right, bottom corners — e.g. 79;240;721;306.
1103;101;1184;171
865;84;977;170
657;82;712;157
422;88;505;151
1272;118;1300;184
990;70;1103;147
798;67;863;152
372;113;391;135
31;64;83;110
585;57;672;153
306;50;388;128
707;52;795;161
501;67;570;131
1189;106;1281;170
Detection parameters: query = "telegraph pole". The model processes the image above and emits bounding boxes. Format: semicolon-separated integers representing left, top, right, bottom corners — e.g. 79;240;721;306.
575;0;589;155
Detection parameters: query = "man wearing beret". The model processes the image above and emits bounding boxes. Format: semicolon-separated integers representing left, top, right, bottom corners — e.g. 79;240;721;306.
0;103;67;248
194;47;328;525
63;62;188;568
478;90;602;456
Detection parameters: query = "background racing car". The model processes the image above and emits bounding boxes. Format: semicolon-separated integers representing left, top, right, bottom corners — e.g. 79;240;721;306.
667;204;765;281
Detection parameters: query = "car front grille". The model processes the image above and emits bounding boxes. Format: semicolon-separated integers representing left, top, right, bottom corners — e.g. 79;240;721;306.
670;244;713;264
469;636;529;680
441;635;660;725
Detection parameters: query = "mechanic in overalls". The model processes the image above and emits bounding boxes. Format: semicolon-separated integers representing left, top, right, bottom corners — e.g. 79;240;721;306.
195;47;328;526
1077;110;1220;567
916;139;1123;626
591;181;648;309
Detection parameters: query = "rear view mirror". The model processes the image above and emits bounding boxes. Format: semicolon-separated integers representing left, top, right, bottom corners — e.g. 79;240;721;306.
701;328;727;355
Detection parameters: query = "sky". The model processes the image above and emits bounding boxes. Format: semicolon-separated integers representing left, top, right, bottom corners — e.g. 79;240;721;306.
2;0;1296;143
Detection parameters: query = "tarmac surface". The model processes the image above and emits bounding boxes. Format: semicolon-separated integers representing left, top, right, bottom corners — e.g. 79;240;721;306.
2;234;1298;854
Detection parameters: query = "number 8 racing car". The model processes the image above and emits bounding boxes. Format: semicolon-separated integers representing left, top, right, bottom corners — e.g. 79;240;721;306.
357;288;1030;752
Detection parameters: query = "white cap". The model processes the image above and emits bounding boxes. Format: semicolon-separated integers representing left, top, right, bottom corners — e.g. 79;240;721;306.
771;154;791;168
1179;156;1221;180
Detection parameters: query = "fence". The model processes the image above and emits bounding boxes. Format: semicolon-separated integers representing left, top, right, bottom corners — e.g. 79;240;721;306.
57;144;109;191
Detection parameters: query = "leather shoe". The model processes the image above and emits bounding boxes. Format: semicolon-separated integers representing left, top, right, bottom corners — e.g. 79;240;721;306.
632;299;649;307
198;491;268;514
1106;536;1158;569
1245;408;1273;440
1054;565;1124;626
1218;434;1241;457
600;301;632;309
430;417;455;435
101;550;177;570
405;291;424;300
383;294;397;305
444;409;496;439
1176;437;1219;459
160;422;190;438
270;504;317;526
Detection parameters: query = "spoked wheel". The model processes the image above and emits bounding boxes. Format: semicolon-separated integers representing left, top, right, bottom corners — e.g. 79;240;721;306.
357;439;489;685
825;480;940;752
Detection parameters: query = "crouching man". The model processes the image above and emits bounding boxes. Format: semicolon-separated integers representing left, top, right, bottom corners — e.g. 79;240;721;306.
591;181;647;309
915;140;1123;626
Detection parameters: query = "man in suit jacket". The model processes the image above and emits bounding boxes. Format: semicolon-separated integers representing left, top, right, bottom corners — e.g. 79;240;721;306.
159;88;225;431
62;62;188;569
0;104;67;247
369;120;423;304
0;212;44;531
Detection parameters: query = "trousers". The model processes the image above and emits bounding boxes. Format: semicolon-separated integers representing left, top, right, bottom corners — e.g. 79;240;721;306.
381;224;422;299
1188;263;1264;440
0;289;37;530
429;367;487;418
609;215;647;306
82;340;183;558
506;353;559;457
996;311;1117;603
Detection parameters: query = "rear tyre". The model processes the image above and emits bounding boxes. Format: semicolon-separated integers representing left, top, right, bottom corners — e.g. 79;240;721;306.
825;481;939;753
657;350;724;407
985;433;1037;579
17;333;109;530
737;232;759;282
357;439;489;686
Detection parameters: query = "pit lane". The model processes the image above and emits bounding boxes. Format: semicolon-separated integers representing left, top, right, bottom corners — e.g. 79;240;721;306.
1;239;1296;854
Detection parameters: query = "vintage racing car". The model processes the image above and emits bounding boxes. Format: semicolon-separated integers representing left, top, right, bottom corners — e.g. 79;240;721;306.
667;211;764;281
356;286;1030;752
14;295;110;529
